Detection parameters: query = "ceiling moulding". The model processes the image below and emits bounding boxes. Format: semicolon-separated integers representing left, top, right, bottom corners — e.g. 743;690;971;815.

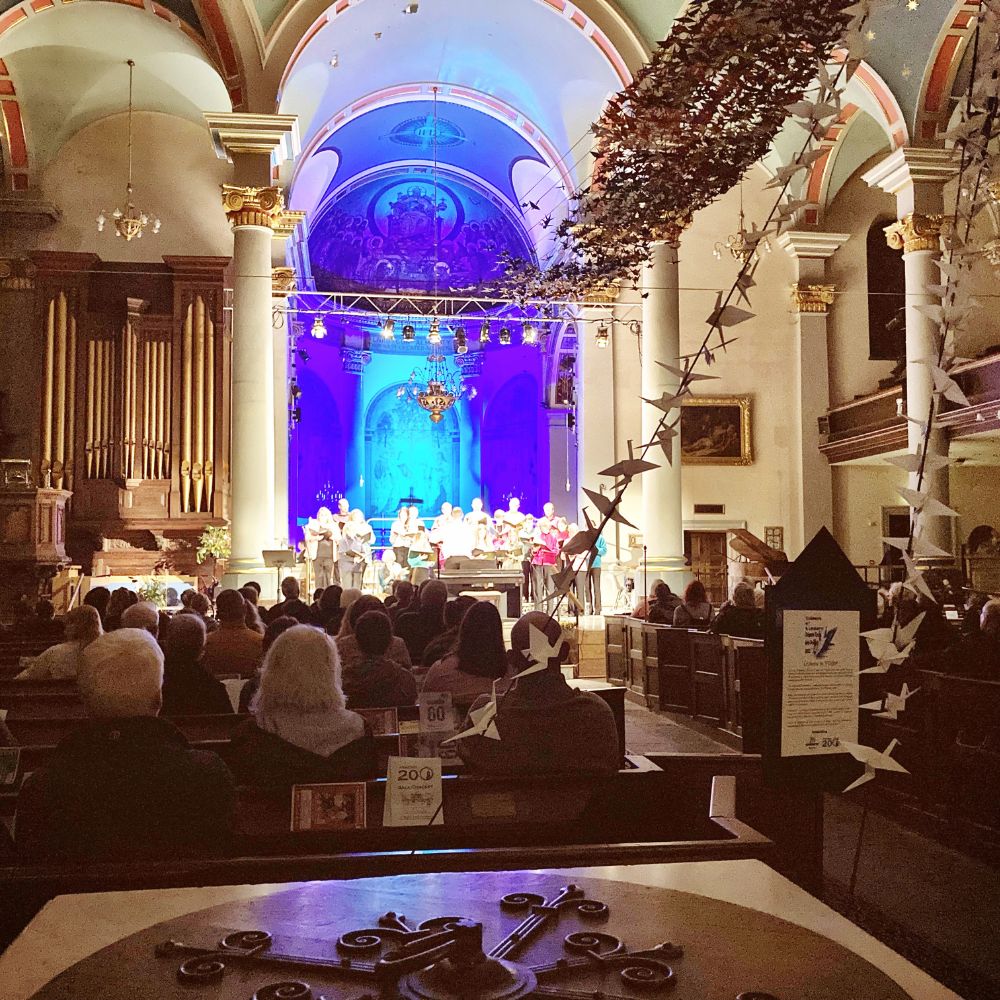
0;197;61;227
204;112;300;163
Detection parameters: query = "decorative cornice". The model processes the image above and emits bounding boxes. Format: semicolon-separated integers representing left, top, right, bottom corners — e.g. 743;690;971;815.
273;210;307;239
791;283;836;314
455;351;486;378
581;281;621;305
271;267;297;297
884;213;948;254
221;185;286;229
0;257;36;290
778;230;850;260
0;197;61;229
205;113;300;164
862;147;959;196
341;348;372;375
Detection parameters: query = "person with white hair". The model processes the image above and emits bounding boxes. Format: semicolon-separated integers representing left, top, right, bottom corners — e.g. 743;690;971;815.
938;598;1000;680
120;600;159;638
161;613;233;717
14;605;103;681
229;625;376;787
15;628;235;860
710;581;764;639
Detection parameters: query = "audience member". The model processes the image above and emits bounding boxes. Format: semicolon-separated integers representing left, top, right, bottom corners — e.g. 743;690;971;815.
422;602;511;713
419;596;477;674
244;597;265;636
238;615;298;713
121;601;160;638
239;584;260;608
266;577;314;624
646;582;683;624
229;625;376;786
336;595;412;672
457;612;619;775
161;613;233;716
16;599;63;638
315;584;344;634
710;582;765;639
673;580;713;629
83;586;111;625
201;588;264;678
178;592;218;633
342;612;418;709
104;588;139;631
14;605;102;681
395;579;448;662
939;599;1000;679
387;580;415;622
15;628;235;860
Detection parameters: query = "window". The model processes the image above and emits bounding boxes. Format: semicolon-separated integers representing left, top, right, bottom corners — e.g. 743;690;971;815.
866;218;906;362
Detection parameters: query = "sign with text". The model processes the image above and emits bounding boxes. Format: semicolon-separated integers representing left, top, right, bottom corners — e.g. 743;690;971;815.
419;692;456;733
290;782;367;832
780;610;859;757
383;755;444;827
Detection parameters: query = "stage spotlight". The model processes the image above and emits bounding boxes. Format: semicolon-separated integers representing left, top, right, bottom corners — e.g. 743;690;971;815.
479;320;491;344
402;1;418;12
380;317;396;340
292;406;301;424
596;324;610;349
499;325;512;345
522;323;538;346
428;316;442;345
402;324;416;342
454;327;468;354
290;382;302;400
311;315;327;339
296;349;310;363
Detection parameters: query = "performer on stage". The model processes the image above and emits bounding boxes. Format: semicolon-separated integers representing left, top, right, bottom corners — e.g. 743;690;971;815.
492;508;512;559
431;502;453;535
465;498;491;555
389;506;410;565
374;549;406;596
518;513;536;605
333;496;351;530
504;496;526;530
303;506;339;589
407;524;434;585
338;509;373;590
531;505;562;614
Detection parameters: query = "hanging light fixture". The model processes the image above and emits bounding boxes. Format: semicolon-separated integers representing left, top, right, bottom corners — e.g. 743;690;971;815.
499;325;512;345
453;326;468;354
398;352;473;422
97;60;160;242
380;317;396;340
428;316;442;345
402;323;416;343
595;324;610;349
479;320;491;344
522;322;538;346
714;181;769;264
311;315;327;339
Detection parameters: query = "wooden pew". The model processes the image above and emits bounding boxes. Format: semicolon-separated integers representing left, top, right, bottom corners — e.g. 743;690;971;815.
0;679;78;697
655;625;695;713
690;632;724;725
604;615;628;685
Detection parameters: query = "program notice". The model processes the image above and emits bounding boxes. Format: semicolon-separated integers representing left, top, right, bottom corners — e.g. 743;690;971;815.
780;609;859;758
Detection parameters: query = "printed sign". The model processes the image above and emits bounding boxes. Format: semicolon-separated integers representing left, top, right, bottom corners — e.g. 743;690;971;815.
418;692;456;733
356;707;399;736
780;610;860;757
290;782;367;832
383;755;444;827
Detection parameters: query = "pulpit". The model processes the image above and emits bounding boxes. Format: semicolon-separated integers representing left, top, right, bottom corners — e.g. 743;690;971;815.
0;484;71;566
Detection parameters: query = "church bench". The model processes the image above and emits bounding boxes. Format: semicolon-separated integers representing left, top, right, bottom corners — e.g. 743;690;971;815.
0;679;78;697
0;692;87;719
690;632;725;726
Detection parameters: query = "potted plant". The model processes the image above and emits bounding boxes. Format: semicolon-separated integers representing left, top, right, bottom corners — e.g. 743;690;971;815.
195;525;231;585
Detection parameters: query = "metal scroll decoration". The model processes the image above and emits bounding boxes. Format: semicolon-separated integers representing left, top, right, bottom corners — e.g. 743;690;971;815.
154;884;692;999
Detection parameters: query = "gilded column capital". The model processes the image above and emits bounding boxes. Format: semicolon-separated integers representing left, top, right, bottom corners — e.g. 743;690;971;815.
791;283;836;314
884;213;948;254
221;184;286;229
271;267;297;297
341;348;372;375
0;258;37;290
581;280;620;305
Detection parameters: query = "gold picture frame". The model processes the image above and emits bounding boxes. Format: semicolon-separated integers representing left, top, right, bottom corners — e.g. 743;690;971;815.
680;395;753;466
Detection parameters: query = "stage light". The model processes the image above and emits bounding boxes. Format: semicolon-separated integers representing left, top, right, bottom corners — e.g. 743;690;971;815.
402;324;416;342
522;323;538;346
479;320;491;344
499;325;511;345
454;327;468;354
296;349;310;363
402;1;418;12
428;316;441;345
311;315;326;339
596;324;610;349
290;381;302;399
330;53;339;68
380;317;395;340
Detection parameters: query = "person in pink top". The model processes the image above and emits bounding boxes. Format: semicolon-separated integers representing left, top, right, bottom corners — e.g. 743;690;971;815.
531;502;562;614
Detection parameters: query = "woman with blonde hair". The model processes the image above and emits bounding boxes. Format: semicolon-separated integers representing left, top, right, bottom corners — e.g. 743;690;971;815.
15;605;103;681
229;625;376;786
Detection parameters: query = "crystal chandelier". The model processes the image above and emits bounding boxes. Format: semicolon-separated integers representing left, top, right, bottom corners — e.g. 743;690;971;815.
713;183;768;264
397;352;475;422
97;60;160;242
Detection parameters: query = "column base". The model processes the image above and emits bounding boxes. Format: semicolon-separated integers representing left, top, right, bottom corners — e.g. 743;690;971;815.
221;567;279;602
635;555;693;597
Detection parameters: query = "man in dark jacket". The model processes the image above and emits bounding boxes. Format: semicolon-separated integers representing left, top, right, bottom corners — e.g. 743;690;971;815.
456;612;619;776
161;613;234;716
15;628;235;860
265;577;314;625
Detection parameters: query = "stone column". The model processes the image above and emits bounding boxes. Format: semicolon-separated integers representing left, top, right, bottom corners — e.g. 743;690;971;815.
546;409;578;519
577;298;617;528
863;148;957;557
340;347;371;509
778;231;849;557
271;267;296;548
640;239;687;587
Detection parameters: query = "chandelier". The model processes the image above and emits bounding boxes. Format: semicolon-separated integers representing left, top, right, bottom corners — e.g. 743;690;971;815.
397;352;475;422
713;182;768;264
97;60;160;242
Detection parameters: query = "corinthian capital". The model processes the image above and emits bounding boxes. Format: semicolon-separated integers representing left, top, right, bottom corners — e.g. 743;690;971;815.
221;185;286;229
884;213;948;254
791;283;836;314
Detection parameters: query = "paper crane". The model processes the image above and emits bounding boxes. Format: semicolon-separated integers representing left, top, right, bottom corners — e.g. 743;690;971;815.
562;509;600;556
655;361;719;384
442;695;500;743
860;612;925;673
841;739;909;793
521;624;565;670
642;390;688;413
541;566;583;611
898;487;960;519
861;683;920;720
901;552;935;602
598;440;659;480
583;487;636;529
882;535;952;560
645;423;679;465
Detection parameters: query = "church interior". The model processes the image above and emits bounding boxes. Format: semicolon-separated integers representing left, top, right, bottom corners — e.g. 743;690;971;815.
1;1;999;998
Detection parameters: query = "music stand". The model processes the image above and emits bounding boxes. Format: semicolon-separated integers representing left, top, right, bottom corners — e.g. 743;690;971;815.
262;549;297;601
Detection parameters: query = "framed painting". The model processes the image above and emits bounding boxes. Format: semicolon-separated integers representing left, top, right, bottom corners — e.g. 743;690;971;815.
680;396;753;466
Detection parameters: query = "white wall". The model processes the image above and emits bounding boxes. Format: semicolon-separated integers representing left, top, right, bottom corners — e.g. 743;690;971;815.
831;462;907;566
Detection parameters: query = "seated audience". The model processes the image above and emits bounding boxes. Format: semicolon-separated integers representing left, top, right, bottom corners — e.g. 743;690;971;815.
336;595;413;672
710;581;765;639
387;580;416;622
229;625;376;786
939;598;1000;680
104;587;139;631
342;612;418;709
121;600;160;638
16;599;63;638
15;628;235;860
646;582;683;624
673;580;713;629
395;579;448;662
897;589;951;664
161;613;233;716
15;605;102;681
83;586;112;626
422;602;511;714
419;596;477;674
201;588;264;678
457;612;619;776
266;577;314;624
238;615;298;713
315;584;344;634
178;592;218;633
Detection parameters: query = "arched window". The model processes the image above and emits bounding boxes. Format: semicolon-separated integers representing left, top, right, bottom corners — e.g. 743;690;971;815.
866;218;906;362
